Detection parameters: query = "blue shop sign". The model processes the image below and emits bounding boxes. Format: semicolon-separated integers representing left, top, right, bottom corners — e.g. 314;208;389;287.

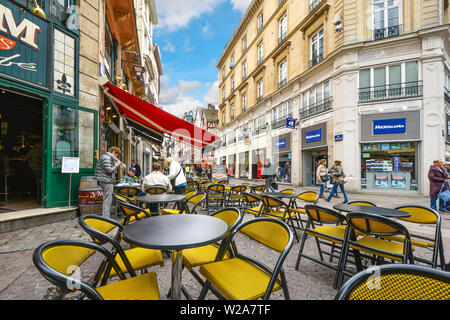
0;2;50;89
276;138;287;149
305;128;322;143
286;118;296;129
373;118;406;135
334;134;343;141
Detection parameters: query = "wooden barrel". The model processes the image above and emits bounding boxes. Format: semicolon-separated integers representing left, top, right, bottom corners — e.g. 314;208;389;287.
78;176;103;215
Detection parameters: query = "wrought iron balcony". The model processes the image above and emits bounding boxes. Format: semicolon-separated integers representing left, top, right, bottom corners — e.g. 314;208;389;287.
272;113;293;129
373;24;403;41
300;97;332;119
310;52;324;67
358;81;423;103
445;87;450;104
257;95;264;103
278;79;287;89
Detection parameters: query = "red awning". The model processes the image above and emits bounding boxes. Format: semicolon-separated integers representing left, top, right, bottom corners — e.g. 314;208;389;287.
103;82;219;148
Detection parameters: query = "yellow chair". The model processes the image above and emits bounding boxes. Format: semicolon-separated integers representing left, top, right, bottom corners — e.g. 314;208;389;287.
295;204;348;287
288;191;319;229
280;188;295;194
179;208;243;299
33;240;160;300
198;218;293;300
382;206;445;269
242;192;263;217
206;184;226;212
227;185;247;206
335;212;414;289
162;193;206;215
347;201;377;207
114;196;152;225
78;215;164;284
335;264;450;300
250;184;266;194
144;185;167;194
260;194;299;242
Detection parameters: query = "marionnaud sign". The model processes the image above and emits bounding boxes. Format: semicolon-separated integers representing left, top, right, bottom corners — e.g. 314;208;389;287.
373;118;406;135
305;128;322;143
0;2;49;88
276;138;287;149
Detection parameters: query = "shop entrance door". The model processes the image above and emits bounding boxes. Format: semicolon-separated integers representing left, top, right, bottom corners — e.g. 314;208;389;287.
0;89;44;210
312;151;328;186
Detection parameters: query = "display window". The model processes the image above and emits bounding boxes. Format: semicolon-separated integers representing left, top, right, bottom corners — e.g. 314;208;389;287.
361;142;418;191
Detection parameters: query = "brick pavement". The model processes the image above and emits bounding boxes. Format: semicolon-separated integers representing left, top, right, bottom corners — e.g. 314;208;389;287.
0;182;449;300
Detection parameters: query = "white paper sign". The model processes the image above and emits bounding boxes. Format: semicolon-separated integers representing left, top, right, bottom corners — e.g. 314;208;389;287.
62;157;80;173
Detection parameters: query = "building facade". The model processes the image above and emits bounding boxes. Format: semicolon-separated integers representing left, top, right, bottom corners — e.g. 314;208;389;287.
216;0;450;196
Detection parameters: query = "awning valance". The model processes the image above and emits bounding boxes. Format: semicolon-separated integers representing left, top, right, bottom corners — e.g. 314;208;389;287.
103;82;219;148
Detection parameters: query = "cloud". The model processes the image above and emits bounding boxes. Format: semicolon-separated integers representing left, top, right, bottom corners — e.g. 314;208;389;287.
203;81;219;105
162;43;175;53
201;21;214;38
161;96;203;118
230;0;252;12
155;0;225;32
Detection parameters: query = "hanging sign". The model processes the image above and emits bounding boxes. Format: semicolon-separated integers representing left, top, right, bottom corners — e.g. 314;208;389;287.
0;2;49;88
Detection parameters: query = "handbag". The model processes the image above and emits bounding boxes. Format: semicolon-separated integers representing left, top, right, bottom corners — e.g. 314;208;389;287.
170;168;182;189
437;182;450;203
320;175;330;182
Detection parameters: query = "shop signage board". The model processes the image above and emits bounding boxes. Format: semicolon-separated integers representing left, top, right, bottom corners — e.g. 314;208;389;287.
276;138;287;149
334;134;343;141
286;118;296;129
373;118;406;135
305;128;322;143
0;2;49;89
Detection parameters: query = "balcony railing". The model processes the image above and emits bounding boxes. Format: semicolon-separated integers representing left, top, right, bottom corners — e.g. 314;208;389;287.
373;24;403;41
257;95;264;103
309;0;324;12
300;97;332;119
445;87;450;104
359;81;423;102
272;113;293;129
278;78;287;89
310;52;324;67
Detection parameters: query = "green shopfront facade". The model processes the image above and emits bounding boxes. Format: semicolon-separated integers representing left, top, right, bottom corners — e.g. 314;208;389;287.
0;0;98;208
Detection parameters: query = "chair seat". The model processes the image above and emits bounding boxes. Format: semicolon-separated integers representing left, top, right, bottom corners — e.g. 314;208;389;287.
350;236;409;262
108;247;164;278
289;208;306;215
122;209;150;224
307;225;347;244
97;272;160;300
199;258;282;300
162;209;187;215
182;244;231;271
381;235;433;248
262;211;296;220
244;206;262;216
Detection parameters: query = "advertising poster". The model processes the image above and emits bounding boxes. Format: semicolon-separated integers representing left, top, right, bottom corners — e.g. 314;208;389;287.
375;174;389;188
392;175;406;189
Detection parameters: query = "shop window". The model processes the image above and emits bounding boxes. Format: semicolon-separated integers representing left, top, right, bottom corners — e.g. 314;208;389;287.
239;151;249;178
361;143;418;192
53;29;76;97
52;105;79;167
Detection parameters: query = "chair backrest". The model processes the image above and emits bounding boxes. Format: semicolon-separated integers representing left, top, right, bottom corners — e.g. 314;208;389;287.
33;240;127;300
346;212;410;238
243;192;261;205
115;186;139;195
296;191;319;203
251;185;266;193
210;208;243;238
145;185;167;194
335;264;450;300
218;180;229;185
184;190;196;199
185;193;206;214
207;184;225;194
261;195;288;210
186;180;199;189
113;193;134;204
304;204;346;225
217;218;293;300
280;189;295;194
115;199;150;224
230;185;247;193
347;201;377;207
394;205;440;225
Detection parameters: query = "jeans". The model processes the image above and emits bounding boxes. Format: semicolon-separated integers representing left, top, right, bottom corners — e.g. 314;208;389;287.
319;184;325;195
430;195;446;211
265;177;275;192
326;183;349;203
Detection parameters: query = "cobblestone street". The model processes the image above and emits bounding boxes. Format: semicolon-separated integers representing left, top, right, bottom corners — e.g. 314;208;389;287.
0;184;449;301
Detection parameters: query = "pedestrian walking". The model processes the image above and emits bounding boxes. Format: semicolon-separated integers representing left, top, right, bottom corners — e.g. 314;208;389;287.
227;166;231;180
315;159;328;198
325;160;349;204
428;159;448;213
93;146;123;218
166;157;187;194
185;165;191;178
262;158;277;192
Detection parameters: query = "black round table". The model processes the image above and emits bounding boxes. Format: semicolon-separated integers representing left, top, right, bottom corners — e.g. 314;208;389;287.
123;215;228;300
332;204;411;218
136;193;185;204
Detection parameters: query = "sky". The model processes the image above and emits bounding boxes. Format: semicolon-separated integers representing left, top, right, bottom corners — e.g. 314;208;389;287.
154;0;253;118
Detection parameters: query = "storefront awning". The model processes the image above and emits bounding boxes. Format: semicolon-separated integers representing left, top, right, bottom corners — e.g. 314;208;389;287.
103;82;219;148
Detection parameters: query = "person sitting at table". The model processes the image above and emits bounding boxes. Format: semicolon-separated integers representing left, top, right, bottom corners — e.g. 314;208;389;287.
142;162;172;193
120;167;141;184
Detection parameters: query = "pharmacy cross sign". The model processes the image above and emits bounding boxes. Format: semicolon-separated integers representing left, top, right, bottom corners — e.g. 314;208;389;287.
0;2;49;88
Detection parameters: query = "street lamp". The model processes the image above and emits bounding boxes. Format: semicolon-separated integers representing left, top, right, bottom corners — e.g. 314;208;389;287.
133;65;146;82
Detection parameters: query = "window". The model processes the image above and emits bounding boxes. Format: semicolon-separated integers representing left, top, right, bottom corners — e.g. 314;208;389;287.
310;29;324;67
373;0;401;40
272;100;293;128
257;12;264;33
359;61;421;102
222;86;226;102
53;29;76;97
310;0;323;12
222;110;226;125
257;79;264;102
105;22;116;80
279;13;287;43
242;61;247;80
278;59;287;88
242;93;247;113
222;67;226;81
52;105;78;167
301;81;332;118
242;36;247;52
231;103;235;120
50;0;70;23
257;42;264;65
253;114;267;135
231;76;235;92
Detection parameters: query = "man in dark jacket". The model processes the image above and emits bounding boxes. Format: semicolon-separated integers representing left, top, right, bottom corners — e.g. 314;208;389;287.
428;159;448;213
94;147;123;217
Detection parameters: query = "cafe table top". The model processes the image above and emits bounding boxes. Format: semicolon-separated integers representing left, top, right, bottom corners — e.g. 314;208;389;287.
122;214;229;251
332;204;411;218
136;193;185;204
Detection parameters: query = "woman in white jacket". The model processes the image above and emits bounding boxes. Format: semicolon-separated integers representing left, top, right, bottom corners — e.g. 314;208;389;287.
165;157;187;194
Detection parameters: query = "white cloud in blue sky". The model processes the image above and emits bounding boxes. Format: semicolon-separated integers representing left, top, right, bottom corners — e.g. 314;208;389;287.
154;0;252;117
